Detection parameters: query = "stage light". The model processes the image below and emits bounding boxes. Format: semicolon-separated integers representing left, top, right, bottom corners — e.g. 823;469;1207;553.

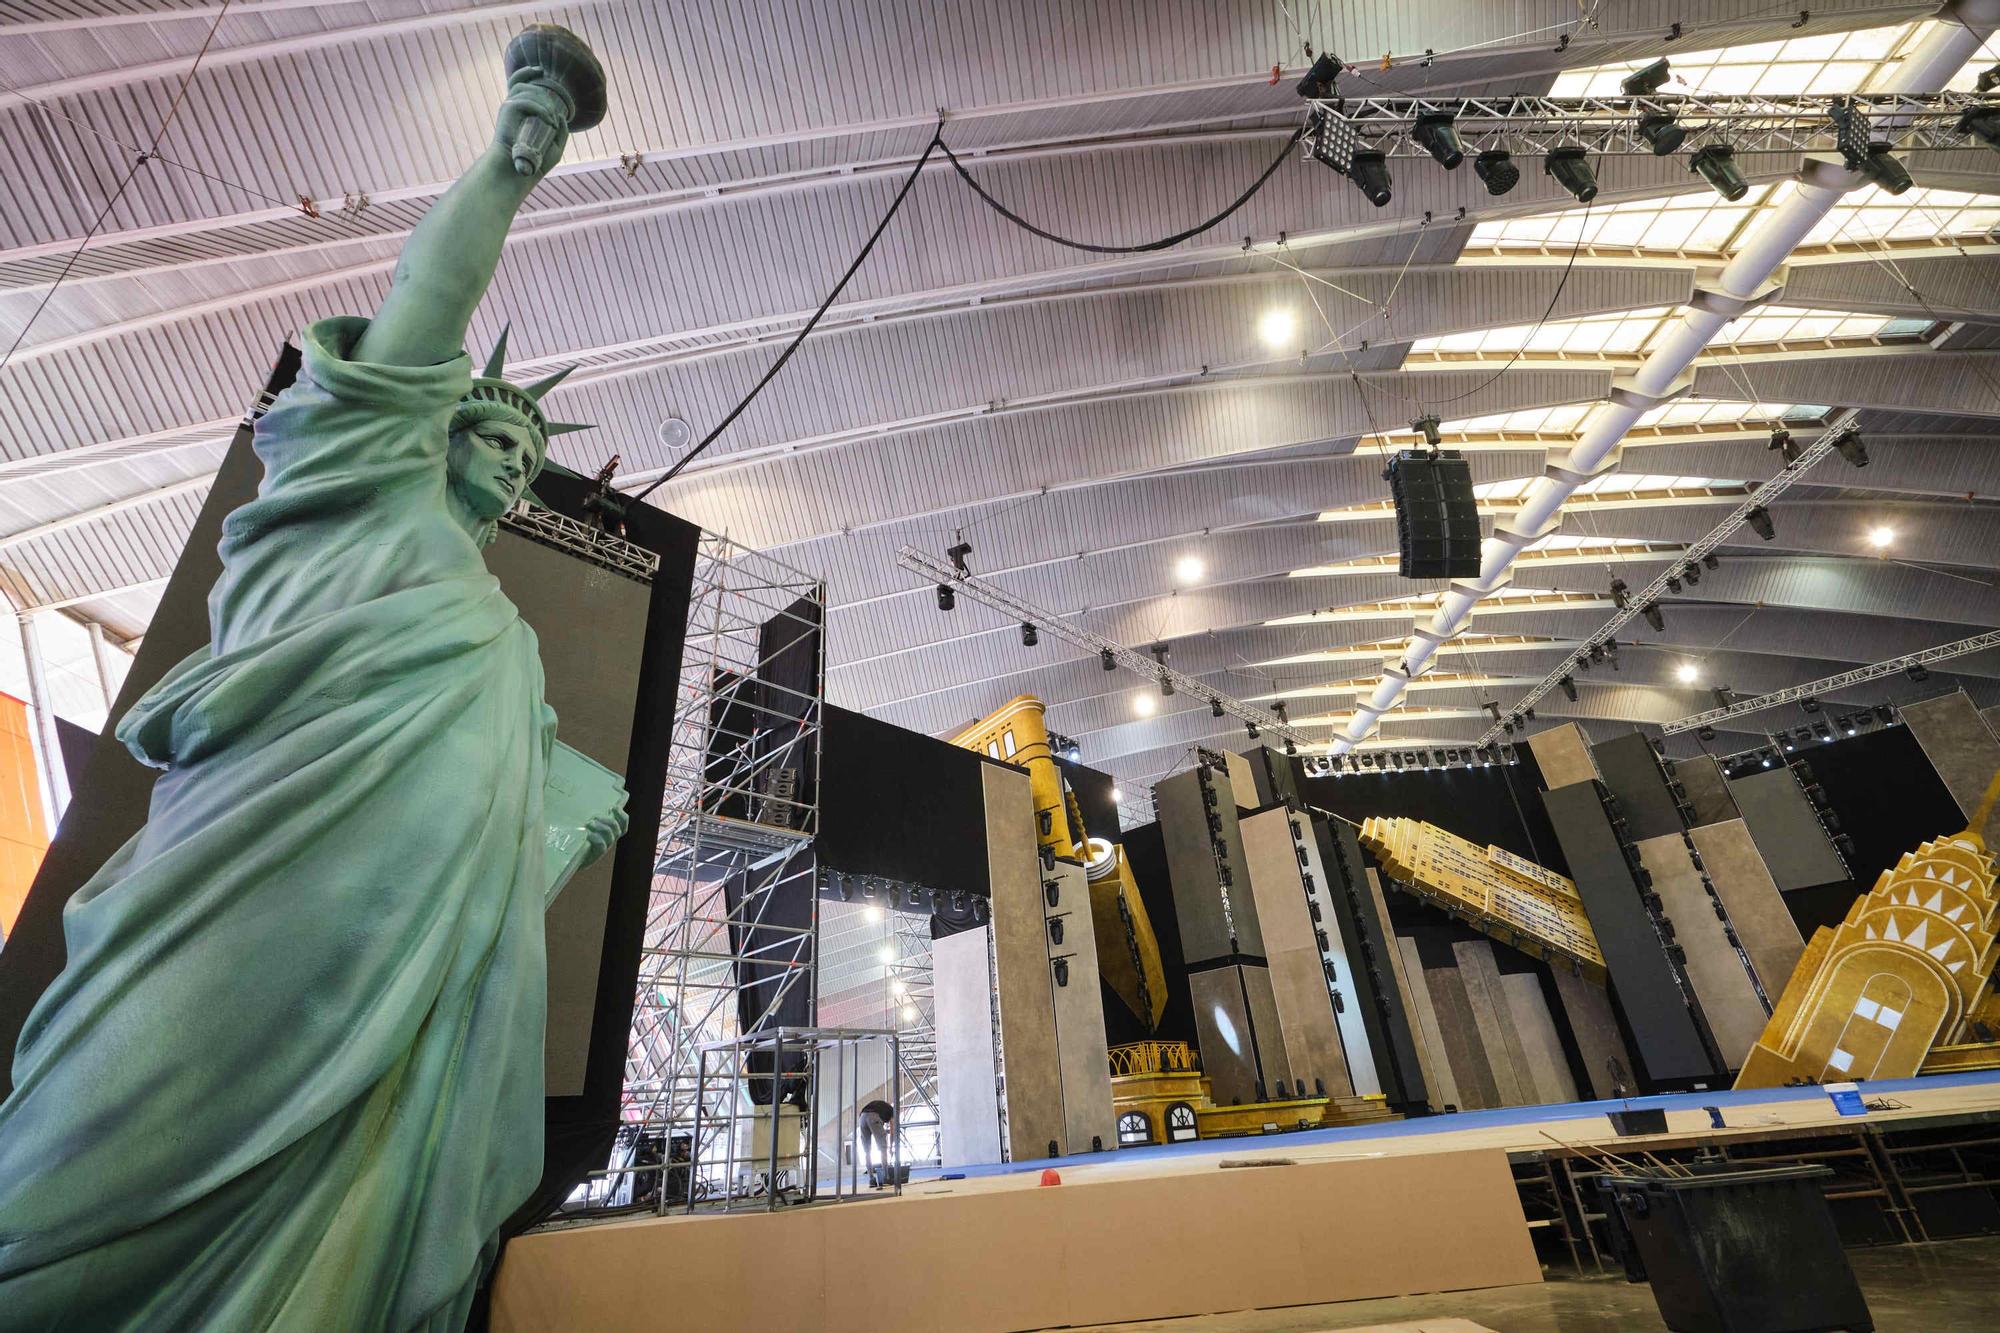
1284;738;1298;756
947;541;973;575
1588;642;1606;664
1683;561;1701;586
1906;662;1930;682
1979;64;2000;94
1677;661;1699;684
863;903;884;922
1246;720;1260;740
1689;144;1747;200
1620;58;1672;96
1210;697;1225;718
891;979;908;998
1801;696;1821;714
1100;648;1116;671
877;945;894;965
1347;149;1393;207
1296;51;1343;99
1112;786;1123;803
1713;686;1735;709
1643;603;1666;632
1412;112;1465;168
1610;577;1631;610
1473;149;1520;195
1545;147;1598;204
1258;307;1299;350
1762;753;1773;768
1958;107;2000;152
1559;674;1578;702
1698;726;1717;742
1271;700;1290;723
1636;113;1687;156
1868;525;1894;550
1745;505;1776;540
1666;574;1683;594
1858;143;1914;195
1150;642;1172;696
1834;427;1870;468
1159;673;1175;698
900;1004;919;1023
1703;552;1720;571
1133;693;1157;717
1874;704;1895;724
1524;705;1537;721
1174;554;1206;584
1767;427;1803;464
1021;621;1038;647
936;583;955;611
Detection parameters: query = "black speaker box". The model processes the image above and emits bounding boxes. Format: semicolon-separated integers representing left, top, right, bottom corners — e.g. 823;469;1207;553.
1386;449;1481;579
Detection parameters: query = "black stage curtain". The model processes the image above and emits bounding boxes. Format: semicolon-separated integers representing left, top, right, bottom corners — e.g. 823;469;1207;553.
818;703;998;905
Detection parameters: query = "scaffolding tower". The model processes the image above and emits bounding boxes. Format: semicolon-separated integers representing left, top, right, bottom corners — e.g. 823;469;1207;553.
888;909;940;1167
622;533;826;1197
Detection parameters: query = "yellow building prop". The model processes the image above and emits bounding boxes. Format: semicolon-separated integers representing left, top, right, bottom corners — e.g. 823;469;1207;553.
950;695;1168;1029
1358;816;1607;984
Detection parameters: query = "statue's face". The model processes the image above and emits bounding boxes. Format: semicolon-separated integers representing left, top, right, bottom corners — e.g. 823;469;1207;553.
448;417;543;520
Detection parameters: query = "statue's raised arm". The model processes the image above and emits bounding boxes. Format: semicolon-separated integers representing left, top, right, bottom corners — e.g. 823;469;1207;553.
355;26;607;368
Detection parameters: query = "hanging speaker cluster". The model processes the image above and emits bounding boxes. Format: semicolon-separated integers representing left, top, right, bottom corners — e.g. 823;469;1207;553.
1384;449;1481;579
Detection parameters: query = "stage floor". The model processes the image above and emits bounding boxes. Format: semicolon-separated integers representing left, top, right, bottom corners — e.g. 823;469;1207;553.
493;1071;2000;1333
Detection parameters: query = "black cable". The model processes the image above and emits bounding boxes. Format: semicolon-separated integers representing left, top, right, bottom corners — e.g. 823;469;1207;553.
1414;195;1593;407
632;125;945;500
938;125;1304;255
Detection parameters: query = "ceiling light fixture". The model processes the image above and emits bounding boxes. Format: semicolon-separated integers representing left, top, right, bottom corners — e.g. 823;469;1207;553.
1174;554;1206;584
1690;144;1748;201
1868;525;1894;550
1677;661;1699;684
1412;112;1465;168
1545;147;1599;203
1258;307;1299;349
1473;149;1520;195
1347;149;1394;207
1133;693;1158;717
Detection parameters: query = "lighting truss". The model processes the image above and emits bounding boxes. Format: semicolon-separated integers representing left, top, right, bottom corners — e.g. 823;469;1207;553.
1304;91;1995;172
1473;411;1858;746
1661;629;2000;735
895;545;1307;745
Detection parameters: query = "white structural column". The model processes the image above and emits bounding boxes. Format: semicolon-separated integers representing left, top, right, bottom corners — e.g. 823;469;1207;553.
87;621;118;712
1337;2;2000;752
17;613;71;829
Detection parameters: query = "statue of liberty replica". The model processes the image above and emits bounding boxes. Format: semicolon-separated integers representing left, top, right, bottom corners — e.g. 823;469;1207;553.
0;27;626;1332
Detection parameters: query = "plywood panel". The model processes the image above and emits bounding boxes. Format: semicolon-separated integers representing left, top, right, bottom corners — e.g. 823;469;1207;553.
1690;819;1805;1002
1046;860;1116;1154
1359;862;1430;1107
1189;965;1264;1104
1420;936;1501;1110
1528;722;1598;789
1240;962;1291;1098
1902;692;2000;848
1982;703;2000;742
1499;969;1578;1104
934;925;1002;1167
985;764;1065;1160
1454;939;1531;1107
1673;754;1739;828
1635;832;1770;1070
1552;966;1635;1099
1395;934;1461;1112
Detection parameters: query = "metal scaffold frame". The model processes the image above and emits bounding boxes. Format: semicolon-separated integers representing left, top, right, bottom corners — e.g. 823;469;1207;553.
622;532;827;1199
889;908;940;1168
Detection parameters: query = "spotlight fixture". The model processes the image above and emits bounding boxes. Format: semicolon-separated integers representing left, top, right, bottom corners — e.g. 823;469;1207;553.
946;541;973;576
1271;700;1290;723
1412;112;1465;169
1100;648;1116;671
1159;672;1175;698
1698;725;1717;742
1868;525;1894;550
1588;642;1606;664
1545;147;1598;203
1978;63;2000;94
1210;697;1225;718
1472;149;1520;196
1801;696;1822;714
1610;576;1631;610
1149;642;1170;671
1873;703;1895;724
1559;674;1578;702
1682;561;1701;586
1677;661;1699;684
1745;505;1776;541
1712;686;1736;709
936;583;955;611
1246;720;1260;740
1021;621;1038;648
1666;574;1684;595
1411;413;1443;450
1346;149;1393;207
1906;662;1930;682
1857;142;1914;196
1703;552;1720;571
1524;705;1537;721
1833;426;1870;468
1284;738;1299;757
1689;143;1747;200
1767;427;1803;464
1642;603;1666;632
1619;57;1672;97
1296;51;1343;99
1958;106;2000;152
1636;112;1687;156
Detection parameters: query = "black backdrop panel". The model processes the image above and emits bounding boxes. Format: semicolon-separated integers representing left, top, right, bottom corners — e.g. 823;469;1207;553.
1111;821;1196;1050
1543;782;1719;1088
1056;755;1121;846
817;704;996;899
53;717;94;796
1796;726;1963;892
1298;752;1567;875
1592;732;1684;841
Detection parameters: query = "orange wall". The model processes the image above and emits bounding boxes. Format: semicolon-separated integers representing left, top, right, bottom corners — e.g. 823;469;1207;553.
0;692;49;941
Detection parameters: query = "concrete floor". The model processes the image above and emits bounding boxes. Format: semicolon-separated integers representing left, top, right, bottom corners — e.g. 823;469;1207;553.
1057;1235;2000;1332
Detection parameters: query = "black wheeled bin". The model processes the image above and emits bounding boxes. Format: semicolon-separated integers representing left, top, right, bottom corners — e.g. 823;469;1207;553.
1598;1164;1872;1333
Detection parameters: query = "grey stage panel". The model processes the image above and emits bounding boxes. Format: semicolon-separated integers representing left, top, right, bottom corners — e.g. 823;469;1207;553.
1902;692;2000;847
1725;767;1849;891
1635;832;1769;1070
933;925;1002;1167
1155;766;1264;962
1395;933;1460;1112
1189;964;1273;1104
1453;939;1529;1106
1690;819;1805;1000
1239;808;1351;1096
1295;812;1375;1095
1983;703;2000;742
1544;781;1719;1085
1415;930;1500;1110
1672;755;1739;828
983;764;1065;1160
1499;969;1578;1104
1553;967;1636;1099
1592;732;1685;841
1045;860;1116;1154
487;529;649;1097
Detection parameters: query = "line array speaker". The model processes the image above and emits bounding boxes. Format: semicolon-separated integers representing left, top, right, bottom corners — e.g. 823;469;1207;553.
1385;449;1480;579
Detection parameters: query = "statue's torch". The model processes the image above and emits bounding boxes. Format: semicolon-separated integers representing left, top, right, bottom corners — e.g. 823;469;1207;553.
501;25;609;178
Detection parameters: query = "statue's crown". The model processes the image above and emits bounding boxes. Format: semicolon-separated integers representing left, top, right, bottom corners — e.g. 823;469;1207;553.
464;324;592;442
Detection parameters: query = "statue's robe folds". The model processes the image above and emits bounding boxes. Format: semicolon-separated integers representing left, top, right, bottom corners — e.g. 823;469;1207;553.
0;318;553;1332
